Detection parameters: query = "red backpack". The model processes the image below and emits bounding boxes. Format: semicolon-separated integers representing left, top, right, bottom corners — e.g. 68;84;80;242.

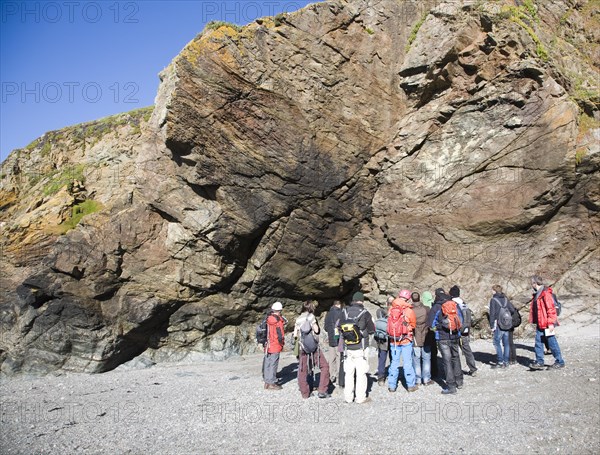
387;306;411;341
441;300;462;334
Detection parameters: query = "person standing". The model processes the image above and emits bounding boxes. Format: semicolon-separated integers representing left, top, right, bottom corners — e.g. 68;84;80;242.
428;288;463;394
412;292;432;386
323;300;343;384
294;301;330;399
489;285;516;368
339;292;375;404
263;301;286;390
422;290;438;378
387;290;417;392
374;296;393;386
449;285;478;376
529;275;565;369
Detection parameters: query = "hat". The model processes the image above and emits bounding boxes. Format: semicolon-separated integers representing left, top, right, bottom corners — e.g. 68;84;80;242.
449;285;460;298
434;288;445;297
352;292;364;302
271;301;283;311
422;291;434;308
398;289;412;300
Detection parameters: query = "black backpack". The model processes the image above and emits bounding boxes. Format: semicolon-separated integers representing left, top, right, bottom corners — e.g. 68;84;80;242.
512;309;522;328
339;307;367;346
496;299;513;331
552;293;562;317
255;314;269;344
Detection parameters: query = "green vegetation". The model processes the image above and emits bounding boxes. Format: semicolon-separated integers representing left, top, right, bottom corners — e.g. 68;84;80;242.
365;27;374;35
498;1;548;61
522;0;538;22
57;200;102;234
42;164;86;196
274;13;285;27
578;113;600;136
575;148;587;165
25;138;40;151
41;141;52;157
206;20;241;32
406;12;428;51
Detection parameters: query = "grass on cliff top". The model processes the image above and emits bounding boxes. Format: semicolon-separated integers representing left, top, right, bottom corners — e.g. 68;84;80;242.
206;20;242;32
56;200;102;234
21;106;154;157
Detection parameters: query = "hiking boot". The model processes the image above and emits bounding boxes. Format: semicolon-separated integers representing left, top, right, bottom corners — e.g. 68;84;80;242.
469;370;478;377
407;386;419;392
388;387;397;393
318;392;330;398
549;362;565;369
441;388;457;395
423;380;434;386
500;363;508;369
377;378;386;386
457;384;463;389
266;383;283;390
357;397;372;404
529;362;545;370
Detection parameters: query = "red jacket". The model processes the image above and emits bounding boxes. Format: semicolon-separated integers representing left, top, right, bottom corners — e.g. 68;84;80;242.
529;286;558;329
266;313;285;354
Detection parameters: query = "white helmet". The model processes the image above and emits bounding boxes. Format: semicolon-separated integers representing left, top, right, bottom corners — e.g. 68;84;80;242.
271;301;283;311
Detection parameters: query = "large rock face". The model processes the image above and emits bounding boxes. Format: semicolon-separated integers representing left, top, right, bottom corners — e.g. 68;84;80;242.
1;0;598;375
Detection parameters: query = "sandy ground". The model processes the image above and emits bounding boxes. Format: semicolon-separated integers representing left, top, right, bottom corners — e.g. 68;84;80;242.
1;328;599;455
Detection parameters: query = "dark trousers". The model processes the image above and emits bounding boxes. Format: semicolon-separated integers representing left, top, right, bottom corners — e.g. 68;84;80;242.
430;339;439;378
377;348;389;379
508;330;517;362
438;339;463;391
459;335;477;373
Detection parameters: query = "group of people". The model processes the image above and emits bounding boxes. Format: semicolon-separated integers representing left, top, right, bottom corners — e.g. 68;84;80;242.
260;275;565;403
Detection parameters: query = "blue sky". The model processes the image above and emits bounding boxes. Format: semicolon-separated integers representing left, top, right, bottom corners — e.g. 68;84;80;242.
0;0;319;162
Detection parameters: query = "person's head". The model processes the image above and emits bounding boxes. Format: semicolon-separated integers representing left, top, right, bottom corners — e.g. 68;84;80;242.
332;300;342;308
531;275;544;291
271;301;283;313
434;288;445;298
449;285;460;298
422;291;434;308
397;289;412;301
352;292;364;304
303;301;316;314
411;291;421;303
492;284;503;295
386;295;394;307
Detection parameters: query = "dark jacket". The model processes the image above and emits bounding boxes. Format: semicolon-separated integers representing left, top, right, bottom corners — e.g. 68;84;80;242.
324;305;343;347
427;292;462;341
489;292;516;330
339;303;375;350
412;301;430;347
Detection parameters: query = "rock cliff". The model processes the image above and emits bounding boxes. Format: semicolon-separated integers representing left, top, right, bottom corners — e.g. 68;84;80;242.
1;0;598;375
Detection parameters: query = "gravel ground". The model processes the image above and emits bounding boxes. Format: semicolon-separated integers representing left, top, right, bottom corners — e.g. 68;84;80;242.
1;328;599;455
